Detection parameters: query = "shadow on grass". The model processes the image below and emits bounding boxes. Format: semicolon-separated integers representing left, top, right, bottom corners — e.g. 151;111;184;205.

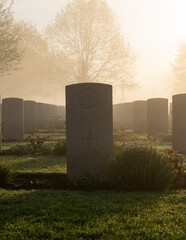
11;172;69;190
0;189;185;239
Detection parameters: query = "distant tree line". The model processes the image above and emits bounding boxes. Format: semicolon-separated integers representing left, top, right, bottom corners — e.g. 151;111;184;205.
1;0;137;101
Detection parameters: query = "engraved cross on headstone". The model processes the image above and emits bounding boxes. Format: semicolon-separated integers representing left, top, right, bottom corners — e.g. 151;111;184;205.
82;129;97;154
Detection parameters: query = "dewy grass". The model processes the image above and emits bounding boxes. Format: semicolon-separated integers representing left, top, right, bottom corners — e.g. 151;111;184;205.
0;155;67;174
0;189;185;240
0;129;185;239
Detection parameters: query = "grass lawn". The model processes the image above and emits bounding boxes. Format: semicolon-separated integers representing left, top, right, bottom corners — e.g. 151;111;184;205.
0;155;66;174
0;189;185;240
0;130;185;239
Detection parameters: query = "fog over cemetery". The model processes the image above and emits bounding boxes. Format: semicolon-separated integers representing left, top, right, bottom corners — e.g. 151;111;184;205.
0;0;185;239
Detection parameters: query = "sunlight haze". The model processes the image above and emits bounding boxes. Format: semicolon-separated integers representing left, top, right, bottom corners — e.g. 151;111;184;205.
13;0;186;103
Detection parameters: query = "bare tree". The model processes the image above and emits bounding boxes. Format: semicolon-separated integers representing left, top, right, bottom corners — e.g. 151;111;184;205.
172;39;186;92
0;0;22;76
46;0;136;90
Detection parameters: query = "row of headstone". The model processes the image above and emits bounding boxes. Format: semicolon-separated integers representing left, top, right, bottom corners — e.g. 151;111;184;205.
113;98;170;136
1;98;65;141
66;83;186;179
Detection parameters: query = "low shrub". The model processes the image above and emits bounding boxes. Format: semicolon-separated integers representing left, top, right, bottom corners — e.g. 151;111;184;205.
0;164;13;187
53;141;66;155
166;149;186;189
26;131;52;155
111;143;176;191
71;173;110;190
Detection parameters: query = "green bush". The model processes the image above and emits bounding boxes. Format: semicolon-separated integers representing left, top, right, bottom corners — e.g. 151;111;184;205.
71;173;109;190
0;164;13;187
111;143;176;191
26;130;51;155
53;141;66;155
166;149;186;189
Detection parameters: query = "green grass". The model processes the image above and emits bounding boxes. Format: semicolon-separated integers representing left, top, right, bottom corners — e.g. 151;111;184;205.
0;155;66;174
0;130;185;239
0;189;185;240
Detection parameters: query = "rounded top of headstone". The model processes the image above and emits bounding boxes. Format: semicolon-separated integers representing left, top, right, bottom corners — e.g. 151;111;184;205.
24;100;36;104
66;83;112;110
2;97;23;103
66;82;112;89
124;102;133;106
133;100;146;104
172;93;186;100
114;103;124;106
147;98;168;103
37;102;45;105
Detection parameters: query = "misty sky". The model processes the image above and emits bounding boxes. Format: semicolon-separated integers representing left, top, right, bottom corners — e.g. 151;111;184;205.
13;0;186;103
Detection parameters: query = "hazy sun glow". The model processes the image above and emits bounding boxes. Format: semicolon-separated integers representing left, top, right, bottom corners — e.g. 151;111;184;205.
12;0;186;104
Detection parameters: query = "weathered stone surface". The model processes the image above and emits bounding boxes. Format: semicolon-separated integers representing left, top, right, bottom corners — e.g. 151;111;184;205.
147;98;168;137
123;102;133;129
172;94;186;153
43;103;51;120
2;98;24;141
36;102;45;129
113;102;133;129
169;102;172;135
57;106;66;119
133;100;147;133
66;83;113;179
113;103;125;126
24;100;36;133
47;104;57;118
52;105;58;117
170;102;172;116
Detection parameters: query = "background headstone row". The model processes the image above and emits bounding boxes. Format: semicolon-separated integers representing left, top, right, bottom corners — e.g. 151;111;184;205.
113;95;186;153
1;98;66;141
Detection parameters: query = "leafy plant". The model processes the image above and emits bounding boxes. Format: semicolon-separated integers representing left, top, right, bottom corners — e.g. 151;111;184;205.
0;164;13;187
166;149;186;189
111;143;176;191
26;130;51;155
71;173;109;190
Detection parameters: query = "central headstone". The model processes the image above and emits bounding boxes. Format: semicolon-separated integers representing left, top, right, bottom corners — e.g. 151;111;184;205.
66;83;113;179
